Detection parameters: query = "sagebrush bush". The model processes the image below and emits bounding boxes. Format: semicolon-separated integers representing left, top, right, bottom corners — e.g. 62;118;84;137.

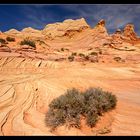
46;88;84;129
79;53;85;57
68;55;74;62
84;55;89;60
20;39;36;48
99;50;102;54
0;38;6;44
90;52;98;56
45;87;117;130
6;36;15;42
61;48;64;51
72;52;77;56
83;88;117;117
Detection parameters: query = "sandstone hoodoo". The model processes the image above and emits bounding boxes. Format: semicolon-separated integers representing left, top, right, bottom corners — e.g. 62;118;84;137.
97;19;105;26
123;24;139;40
0;17;140;136
93;19;108;35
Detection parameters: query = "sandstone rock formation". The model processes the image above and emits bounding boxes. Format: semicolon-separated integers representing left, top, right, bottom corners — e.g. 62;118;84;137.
4;29;21;36
93;19;108;35
0;45;11;52
123;24;138;40
0;18;140;136
42;18;89;39
21;27;44;38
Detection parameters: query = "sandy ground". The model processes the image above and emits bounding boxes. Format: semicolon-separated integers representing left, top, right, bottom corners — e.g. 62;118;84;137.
0;56;140;136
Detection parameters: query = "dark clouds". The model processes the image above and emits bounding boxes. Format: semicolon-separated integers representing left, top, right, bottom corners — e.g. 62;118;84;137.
0;4;140;35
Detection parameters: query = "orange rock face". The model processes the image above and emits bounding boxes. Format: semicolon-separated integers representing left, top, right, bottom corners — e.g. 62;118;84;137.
42;18;90;39
123;24;138;40
0;18;140;136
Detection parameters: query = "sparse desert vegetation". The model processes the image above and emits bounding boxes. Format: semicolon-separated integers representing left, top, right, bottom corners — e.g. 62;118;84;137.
68;55;74;62
90;52;98;56
0;16;140;136
78;53;85;57
71;52;77;56
45;88;117;130
20;39;36;48
61;48;64;51
0;38;6;44
6;36;15;42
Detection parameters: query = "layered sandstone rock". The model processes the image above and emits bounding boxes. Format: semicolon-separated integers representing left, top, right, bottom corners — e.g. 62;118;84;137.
123;24;138;40
110;23;140;47
42;18;90;38
4;29;21;36
89;19;110;48
0;17;140;136
93;19;108;35
5;28;44;39
0;45;11;52
21;27;44;38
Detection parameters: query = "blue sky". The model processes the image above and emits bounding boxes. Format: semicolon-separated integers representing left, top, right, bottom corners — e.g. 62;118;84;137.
0;4;140;35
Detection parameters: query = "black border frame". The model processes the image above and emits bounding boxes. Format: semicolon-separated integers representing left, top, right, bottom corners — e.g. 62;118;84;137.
0;0;140;139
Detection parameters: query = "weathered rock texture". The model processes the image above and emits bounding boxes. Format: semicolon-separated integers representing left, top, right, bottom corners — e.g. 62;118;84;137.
123;24;138;40
0;18;140;136
42;18;89;38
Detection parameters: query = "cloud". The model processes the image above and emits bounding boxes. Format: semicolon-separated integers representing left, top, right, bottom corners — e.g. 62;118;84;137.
58;4;140;34
15;4;140;35
16;5;58;30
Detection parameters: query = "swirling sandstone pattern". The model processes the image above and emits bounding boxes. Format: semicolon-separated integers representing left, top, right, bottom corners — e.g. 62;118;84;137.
0;18;140;135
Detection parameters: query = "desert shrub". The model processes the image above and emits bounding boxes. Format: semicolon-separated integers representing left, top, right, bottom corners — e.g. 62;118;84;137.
0;38;6;44
84;55;89;60
45;88;85;129
84;88;116;115
90;52;98;56
79;53;85;57
99;50;102;54
68;55;74;62
6;36;15;42
113;57;122;62
72;52;77;56
20;39;36;48
86;111;99;127
61;48;64;51
84;88;117;127
45;87;117;130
